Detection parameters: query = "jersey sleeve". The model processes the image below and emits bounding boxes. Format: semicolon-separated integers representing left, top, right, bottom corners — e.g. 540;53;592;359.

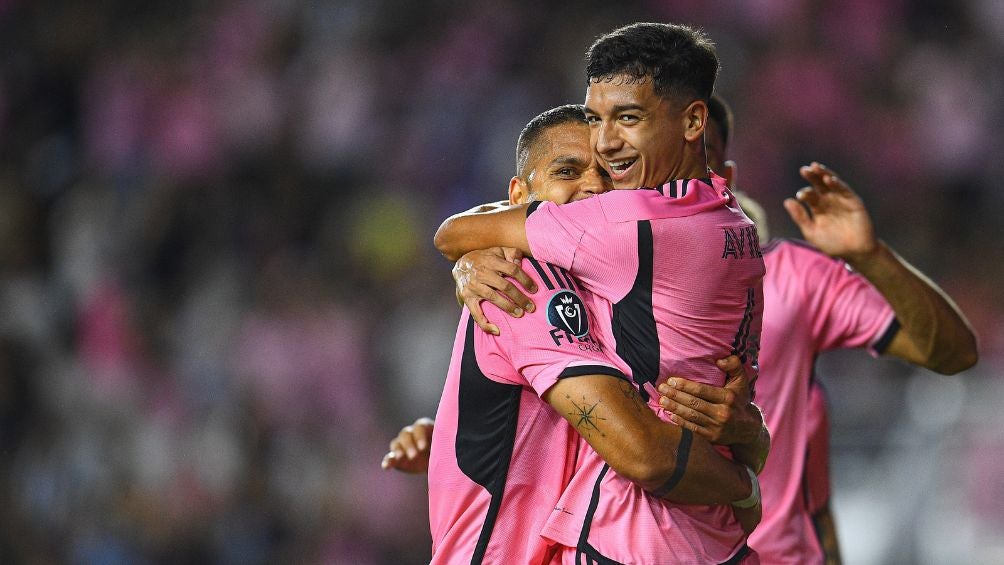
796;245;897;355
476;260;628;398
525;198;637;301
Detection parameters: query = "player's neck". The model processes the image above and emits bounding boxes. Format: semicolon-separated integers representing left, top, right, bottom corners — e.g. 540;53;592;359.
662;152;709;185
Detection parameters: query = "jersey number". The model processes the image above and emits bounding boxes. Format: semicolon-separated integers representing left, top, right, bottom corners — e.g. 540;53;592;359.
731;288;760;369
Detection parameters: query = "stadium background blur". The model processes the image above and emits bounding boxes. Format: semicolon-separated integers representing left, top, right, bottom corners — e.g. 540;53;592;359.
1;1;1002;563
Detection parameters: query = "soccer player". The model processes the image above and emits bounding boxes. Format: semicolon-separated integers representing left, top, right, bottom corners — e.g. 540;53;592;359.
802;382;839;564
655;95;979;564
434;23;767;563
418;104;761;565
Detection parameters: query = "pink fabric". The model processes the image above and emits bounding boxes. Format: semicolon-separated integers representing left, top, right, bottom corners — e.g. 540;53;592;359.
527;174;765;397
428;260;622;565
543;445;750;563
749;240;895;564
556;541;762;564
804;382;832;515
528;175;765;563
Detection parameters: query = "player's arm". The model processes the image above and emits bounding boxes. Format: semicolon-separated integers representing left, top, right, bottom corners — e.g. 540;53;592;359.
655;356;770;473
812;503;844;565
785;162;978;374
841;243;976;373
543;372;757;506
466;200;511;214
452;247;538;335
435;202;532;262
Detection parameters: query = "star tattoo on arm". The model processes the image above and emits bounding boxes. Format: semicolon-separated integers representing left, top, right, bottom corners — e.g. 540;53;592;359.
566;394;607;438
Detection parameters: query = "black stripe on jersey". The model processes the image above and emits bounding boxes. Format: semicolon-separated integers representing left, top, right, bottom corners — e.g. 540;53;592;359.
576;541;625;565
526;257;555;290
558;365;630;382
679;179;688;197
575;464;624;564
526;200;544;216
554;265;577;291
455;317;522;564
580;463;608;542
667;181;677;198
720;545;751;565
873;318;901;354
547;263;568;289
800;432;815;513
611;220;659;400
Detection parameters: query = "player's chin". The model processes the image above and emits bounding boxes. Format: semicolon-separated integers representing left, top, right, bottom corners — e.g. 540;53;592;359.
611;173;640;189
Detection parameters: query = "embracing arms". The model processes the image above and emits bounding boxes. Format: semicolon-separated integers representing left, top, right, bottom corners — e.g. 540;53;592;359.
435;203;532;262
382;367;760;507
542;365;757;506
381;368;763;506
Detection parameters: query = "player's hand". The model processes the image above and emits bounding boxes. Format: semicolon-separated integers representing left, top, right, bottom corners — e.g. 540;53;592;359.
382;417;435;474
453;247;537;336
656;355;760;446
783;162;878;263
734;502;762;536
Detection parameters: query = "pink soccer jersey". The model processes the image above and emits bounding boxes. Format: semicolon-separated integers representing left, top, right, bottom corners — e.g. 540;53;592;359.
427;257;627;565
526;174;765;563
749;239;896;565
804;381;832;516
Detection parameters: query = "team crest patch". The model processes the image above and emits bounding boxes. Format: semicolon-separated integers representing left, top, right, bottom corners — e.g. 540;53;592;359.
547;290;589;338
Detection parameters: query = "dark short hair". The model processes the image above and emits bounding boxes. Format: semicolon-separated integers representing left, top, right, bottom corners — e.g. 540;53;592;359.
515;104;587;178
585;22;719;103
707;94;734;147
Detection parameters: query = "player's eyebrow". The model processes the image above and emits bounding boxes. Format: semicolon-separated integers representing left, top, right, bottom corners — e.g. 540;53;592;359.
611;103;646;113
583;103;647;116
548;155;588;168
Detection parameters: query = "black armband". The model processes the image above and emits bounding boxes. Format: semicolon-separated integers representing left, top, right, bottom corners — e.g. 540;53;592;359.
652;428;693;497
873;318;900;354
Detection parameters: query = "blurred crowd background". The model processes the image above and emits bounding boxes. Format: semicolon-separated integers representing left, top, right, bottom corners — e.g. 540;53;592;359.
1;0;1002;563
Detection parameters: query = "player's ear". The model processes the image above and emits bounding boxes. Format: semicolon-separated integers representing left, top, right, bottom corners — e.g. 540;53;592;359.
723;159;738;189
509;176;529;205
683;100;708;142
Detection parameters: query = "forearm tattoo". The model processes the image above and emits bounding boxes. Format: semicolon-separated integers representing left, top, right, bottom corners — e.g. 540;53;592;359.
616;379;644;413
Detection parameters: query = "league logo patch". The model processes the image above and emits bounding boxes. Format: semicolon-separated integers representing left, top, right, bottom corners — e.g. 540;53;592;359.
547;290;589;338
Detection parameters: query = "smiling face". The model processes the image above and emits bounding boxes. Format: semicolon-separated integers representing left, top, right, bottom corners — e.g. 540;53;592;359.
509;121;612;205
584;75;708;189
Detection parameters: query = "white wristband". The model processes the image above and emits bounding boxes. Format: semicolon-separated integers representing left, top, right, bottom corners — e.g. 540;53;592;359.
731;465;760;509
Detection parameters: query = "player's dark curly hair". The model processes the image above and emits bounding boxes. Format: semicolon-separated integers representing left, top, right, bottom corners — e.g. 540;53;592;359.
585;22;719;103
515;104;586;178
